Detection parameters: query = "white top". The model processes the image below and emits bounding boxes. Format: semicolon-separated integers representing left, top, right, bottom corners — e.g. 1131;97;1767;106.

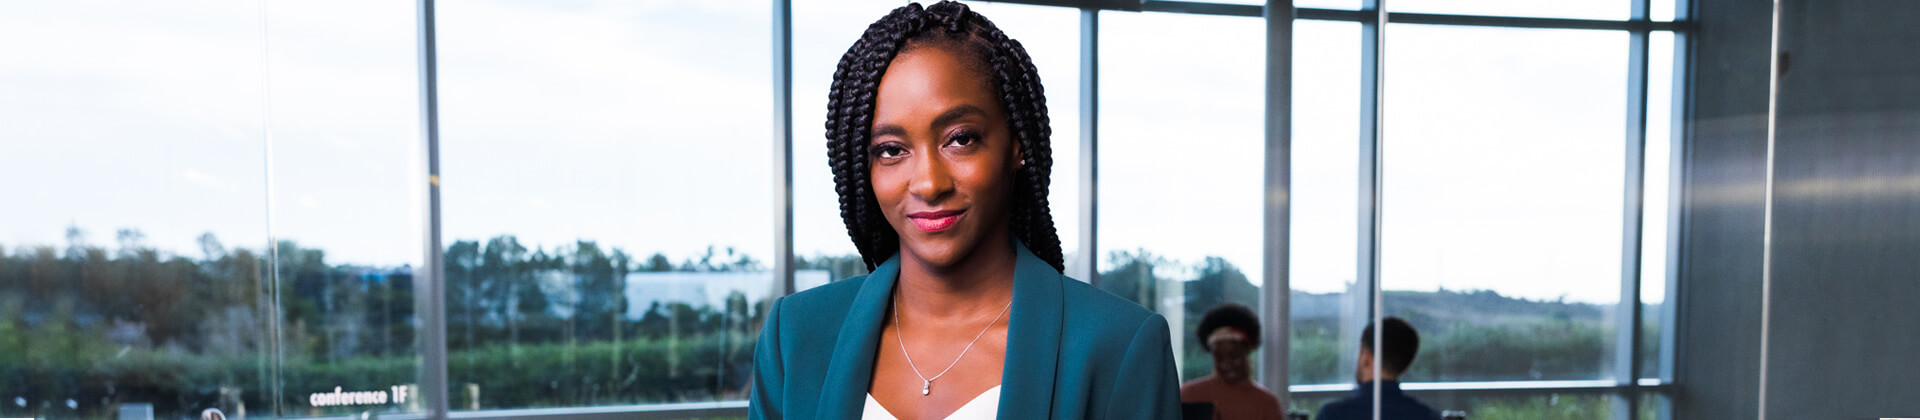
863;385;1001;420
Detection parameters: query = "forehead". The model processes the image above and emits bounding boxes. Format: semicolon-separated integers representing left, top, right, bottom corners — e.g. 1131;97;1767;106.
873;45;999;127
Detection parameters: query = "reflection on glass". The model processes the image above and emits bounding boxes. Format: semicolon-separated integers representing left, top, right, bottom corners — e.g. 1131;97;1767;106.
0;2;272;418
437;0;772;409
791;0;1081;287
1389;0;1629;21
1420;393;1616;420
265;0;426;416
1100;11;1264;381
1290;19;1366;387
1379;24;1627;384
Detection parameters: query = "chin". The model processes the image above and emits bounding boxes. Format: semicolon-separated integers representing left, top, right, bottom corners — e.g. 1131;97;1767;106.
903;239;971;268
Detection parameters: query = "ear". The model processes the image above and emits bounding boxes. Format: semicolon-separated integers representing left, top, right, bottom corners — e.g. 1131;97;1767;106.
1010;141;1024;172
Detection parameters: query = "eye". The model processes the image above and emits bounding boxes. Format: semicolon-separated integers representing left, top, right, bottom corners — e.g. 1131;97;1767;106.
944;130;983;149
870;143;907;160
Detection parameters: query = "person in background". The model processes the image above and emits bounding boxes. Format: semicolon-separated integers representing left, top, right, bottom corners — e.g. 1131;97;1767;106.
1316;317;1440;420
1181;304;1284;420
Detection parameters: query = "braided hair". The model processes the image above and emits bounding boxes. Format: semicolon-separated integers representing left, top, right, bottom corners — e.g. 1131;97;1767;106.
826;1;1064;273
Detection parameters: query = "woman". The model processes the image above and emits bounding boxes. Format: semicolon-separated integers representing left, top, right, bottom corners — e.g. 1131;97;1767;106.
749;2;1180;419
1180;304;1285;420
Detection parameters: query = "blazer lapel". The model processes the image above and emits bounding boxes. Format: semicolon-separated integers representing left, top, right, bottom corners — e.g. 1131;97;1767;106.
997;242;1064;418
815;255;900;418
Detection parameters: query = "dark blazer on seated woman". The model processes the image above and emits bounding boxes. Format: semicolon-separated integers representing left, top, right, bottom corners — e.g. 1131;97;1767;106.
748;242;1181;419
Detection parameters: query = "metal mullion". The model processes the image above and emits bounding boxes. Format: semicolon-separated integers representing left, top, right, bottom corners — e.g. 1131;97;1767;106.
414;0;450;418
1290;379;1681;396
1141;0;1262;16
772;0;794;297
1389;12;1674;31
1359;0;1386;417
1294;8;1689;32
1615;0;1653;418
1659;11;1691;388
1074;8;1099;283
1261;0;1295;407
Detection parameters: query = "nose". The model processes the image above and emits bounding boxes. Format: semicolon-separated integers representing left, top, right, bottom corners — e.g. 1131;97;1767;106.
907;152;954;203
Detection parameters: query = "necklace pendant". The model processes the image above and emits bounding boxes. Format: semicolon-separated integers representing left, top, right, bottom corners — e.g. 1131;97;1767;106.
922;380;931;396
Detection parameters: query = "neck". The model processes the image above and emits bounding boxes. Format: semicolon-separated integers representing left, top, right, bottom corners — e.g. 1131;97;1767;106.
895;233;1018;319
1211;373;1249;386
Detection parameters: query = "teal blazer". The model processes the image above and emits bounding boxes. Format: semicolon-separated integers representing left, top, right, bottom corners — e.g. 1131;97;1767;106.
748;243;1181;419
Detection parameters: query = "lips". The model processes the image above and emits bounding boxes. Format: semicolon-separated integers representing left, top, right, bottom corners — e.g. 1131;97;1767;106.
906;209;965;233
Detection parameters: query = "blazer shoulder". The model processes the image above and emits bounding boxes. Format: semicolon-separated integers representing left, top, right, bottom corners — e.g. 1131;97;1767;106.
779;275;867;312
1058;276;1160;327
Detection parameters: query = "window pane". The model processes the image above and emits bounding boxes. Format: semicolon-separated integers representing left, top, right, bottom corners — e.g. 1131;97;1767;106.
1099;11;1265;382
791;1;1081;288
438;0;772;409
1289;19;1366;387
266;0;427;416
1379;24;1627;384
1652;0;1678;22
1639;30;1678;382
0;2;273;418
1389;0;1629;21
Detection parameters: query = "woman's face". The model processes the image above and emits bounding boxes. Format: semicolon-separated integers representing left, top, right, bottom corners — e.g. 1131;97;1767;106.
868;44;1019;269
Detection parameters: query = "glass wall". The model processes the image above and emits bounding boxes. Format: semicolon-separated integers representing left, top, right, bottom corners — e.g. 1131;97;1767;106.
0;1;1686;418
1099;10;1266;382
0;0;425;418
1379;24;1628;385
435;0;772;410
1288;4;1684;420
1289;18;1366;388
266;0;425;417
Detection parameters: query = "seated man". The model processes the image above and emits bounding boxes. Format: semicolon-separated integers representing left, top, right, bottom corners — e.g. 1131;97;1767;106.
1316;317;1440;420
1181;304;1284;420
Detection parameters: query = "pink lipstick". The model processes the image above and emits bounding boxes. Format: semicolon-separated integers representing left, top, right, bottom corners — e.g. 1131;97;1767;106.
907;209;965;232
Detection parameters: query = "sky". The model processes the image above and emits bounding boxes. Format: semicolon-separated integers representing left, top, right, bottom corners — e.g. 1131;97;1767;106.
0;0;1681;304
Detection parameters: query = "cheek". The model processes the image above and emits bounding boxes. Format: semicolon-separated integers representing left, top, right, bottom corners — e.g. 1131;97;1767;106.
869;167;908;215
959;154;1017;198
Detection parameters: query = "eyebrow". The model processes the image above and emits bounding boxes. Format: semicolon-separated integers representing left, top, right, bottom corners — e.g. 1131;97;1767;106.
870;104;987;140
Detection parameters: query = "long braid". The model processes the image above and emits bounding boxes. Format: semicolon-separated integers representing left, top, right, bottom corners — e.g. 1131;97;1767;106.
826;1;1065;273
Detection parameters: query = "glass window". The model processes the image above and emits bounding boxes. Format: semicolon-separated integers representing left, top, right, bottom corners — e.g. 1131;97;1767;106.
791;0;1081;288
1378;23;1628;385
0;4;274;420
436;0;772;409
1389;0;1630;21
1099;10;1265;381
1652;0;1678;22
1638;30;1678;382
265;0;427;417
1289;19;1367;387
